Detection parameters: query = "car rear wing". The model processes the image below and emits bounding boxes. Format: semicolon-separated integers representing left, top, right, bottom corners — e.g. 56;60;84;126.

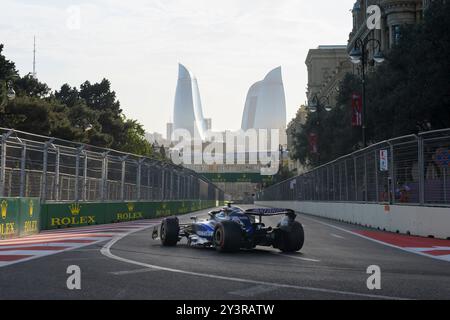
244;208;296;220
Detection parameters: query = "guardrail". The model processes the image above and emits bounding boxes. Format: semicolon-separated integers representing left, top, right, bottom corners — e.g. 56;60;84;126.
257;129;450;207
0;128;225;203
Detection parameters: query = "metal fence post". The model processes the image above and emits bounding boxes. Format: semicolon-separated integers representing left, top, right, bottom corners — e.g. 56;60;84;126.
161;168;165;200
54;147;60;201
418;136;425;205
354;157;358;201
170;170;174;200
326;167;329;201
364;153;368;202
41;142;51;202
19;142;27;197
121;156;127;202
74;147;83;202
101;152;109;202
0;134;6;197
389;142;396;204
374;149;379;203
332;165;336;201
177;173;181;199
345;159;349;201
0;131;14;197
339;163;342;201
83;151;88;201
136;159;143;201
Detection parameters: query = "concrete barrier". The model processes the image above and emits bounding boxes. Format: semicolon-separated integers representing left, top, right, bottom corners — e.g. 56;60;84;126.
255;201;450;240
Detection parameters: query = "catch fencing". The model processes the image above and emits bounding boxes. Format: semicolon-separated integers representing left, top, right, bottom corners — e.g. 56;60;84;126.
257;129;450;206
0;128;224;203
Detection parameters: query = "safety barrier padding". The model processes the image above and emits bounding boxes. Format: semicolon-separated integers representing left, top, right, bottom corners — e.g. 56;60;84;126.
40;200;220;230
0;197;40;239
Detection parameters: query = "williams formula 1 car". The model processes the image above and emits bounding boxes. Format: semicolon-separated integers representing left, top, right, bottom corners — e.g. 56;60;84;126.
152;205;304;253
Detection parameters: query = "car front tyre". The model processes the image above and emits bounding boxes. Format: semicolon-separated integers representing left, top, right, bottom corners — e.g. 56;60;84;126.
160;217;180;246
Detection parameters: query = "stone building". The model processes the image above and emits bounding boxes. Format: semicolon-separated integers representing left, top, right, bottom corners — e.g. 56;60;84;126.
348;0;425;62
305;0;427;108
305;45;353;108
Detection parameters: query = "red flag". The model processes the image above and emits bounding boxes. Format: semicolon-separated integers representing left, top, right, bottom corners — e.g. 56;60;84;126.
352;93;362;127
309;133;318;154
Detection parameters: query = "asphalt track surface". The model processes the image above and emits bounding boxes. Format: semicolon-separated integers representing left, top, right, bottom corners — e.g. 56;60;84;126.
1;205;450;300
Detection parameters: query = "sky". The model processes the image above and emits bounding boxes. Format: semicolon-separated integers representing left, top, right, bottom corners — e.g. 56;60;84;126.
0;0;355;136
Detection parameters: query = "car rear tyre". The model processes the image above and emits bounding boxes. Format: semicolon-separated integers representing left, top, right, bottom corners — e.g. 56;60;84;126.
214;221;242;253
276;221;304;253
160;217;179;246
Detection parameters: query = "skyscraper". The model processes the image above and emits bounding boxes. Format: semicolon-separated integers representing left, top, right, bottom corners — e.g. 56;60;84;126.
173;63;208;140
241;67;287;132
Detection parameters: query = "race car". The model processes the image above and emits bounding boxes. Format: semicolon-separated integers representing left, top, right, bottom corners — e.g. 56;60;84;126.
151;205;304;253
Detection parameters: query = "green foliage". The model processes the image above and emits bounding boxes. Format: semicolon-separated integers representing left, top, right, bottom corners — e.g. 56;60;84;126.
289;0;450;167
0;45;153;157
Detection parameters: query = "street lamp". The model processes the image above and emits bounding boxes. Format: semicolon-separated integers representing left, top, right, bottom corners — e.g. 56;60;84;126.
349;37;384;148
6;81;16;100
307;94;333;113
1;81;16;109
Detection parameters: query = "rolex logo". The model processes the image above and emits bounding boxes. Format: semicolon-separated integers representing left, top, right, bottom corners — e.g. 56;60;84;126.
69;203;81;215
1;200;7;220
29;200;34;217
127;203;134;212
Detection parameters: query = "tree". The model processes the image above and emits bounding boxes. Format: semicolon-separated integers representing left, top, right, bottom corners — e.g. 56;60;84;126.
1;43;154;158
14;73;50;98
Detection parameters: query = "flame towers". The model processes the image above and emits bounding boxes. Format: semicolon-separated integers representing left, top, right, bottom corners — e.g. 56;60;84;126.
241;67;287;132
170;64;286;145
173;63;208;140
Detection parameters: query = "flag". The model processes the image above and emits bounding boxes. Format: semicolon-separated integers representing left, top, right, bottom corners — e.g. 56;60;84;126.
308;133;318;154
352;93;362;127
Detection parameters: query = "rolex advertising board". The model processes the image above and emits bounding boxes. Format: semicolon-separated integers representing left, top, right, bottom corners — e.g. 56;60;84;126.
0;198;41;239
41;200;218;230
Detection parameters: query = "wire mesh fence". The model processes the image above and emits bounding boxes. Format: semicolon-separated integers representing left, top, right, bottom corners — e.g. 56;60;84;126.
257;129;450;206
0;128;224;203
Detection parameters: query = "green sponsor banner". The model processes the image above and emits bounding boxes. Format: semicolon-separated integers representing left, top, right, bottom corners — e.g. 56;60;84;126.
105;202;146;224
0;198;20;239
201;172;274;183
41;202;106;230
0;197;40;239
18;198;40;237
41;200;219;230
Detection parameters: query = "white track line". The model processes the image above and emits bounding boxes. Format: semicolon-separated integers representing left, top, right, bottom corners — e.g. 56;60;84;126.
331;233;345;239
101;224;410;300
272;252;321;262
110;268;159;276
229;285;278;297
299;215;450;263
0;222;159;268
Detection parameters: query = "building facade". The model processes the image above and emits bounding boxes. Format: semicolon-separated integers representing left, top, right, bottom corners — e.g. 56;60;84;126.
305;45;353;108
349;0;424;56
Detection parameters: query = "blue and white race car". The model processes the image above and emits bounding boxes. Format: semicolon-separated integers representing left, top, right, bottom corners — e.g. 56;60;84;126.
152;205;304;253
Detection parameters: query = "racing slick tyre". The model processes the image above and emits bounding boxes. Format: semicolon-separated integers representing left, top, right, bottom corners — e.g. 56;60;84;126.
160;217;180;246
213;221;242;253
276;221;304;253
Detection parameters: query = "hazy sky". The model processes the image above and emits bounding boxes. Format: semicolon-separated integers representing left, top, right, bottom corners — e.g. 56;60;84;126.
0;0;355;135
